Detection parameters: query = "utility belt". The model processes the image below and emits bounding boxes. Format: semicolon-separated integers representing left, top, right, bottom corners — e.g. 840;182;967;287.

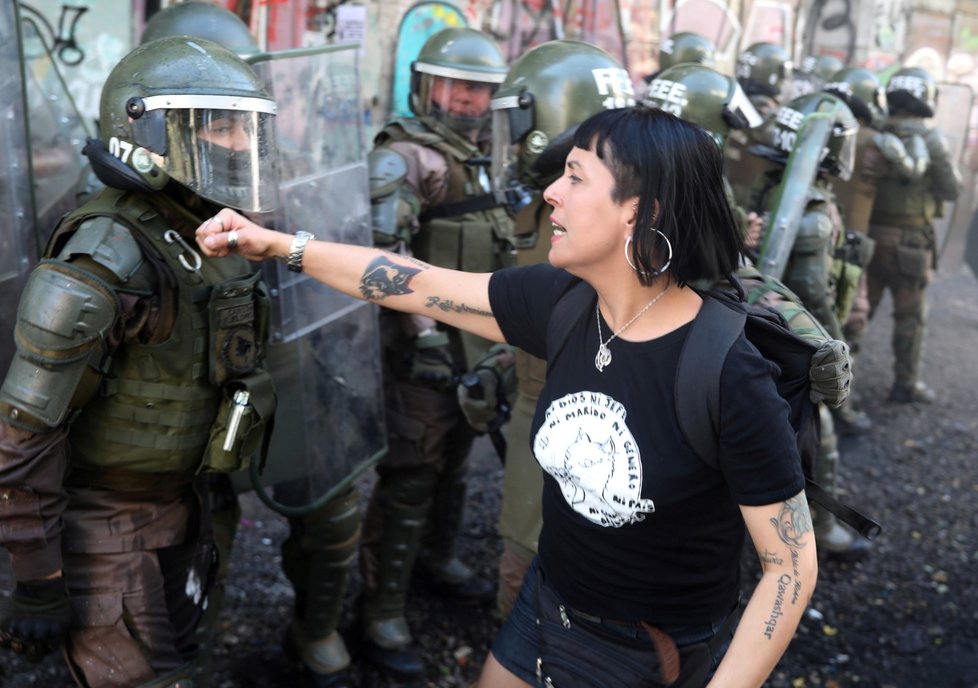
870;212;931;228
533;565;737;688
65;466;195;491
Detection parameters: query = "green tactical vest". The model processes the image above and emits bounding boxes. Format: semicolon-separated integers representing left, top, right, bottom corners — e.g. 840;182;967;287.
48;188;268;479
376;117;515;273
833;126;879;234
871;117;937;225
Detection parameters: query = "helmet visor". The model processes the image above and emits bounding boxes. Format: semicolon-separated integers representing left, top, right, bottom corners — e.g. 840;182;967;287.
490;106;520;192
144;95;278;212
833;125;856;181
417;74;497;134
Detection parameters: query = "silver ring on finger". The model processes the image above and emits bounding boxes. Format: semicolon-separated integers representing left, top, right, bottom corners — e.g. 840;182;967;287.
227;230;238;249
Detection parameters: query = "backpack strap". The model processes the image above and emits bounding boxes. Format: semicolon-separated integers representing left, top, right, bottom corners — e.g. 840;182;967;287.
674;294;746;469
545;279;592;368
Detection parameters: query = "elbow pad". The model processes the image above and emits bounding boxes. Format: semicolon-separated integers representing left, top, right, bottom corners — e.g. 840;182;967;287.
873;131;929;179
0;262;120;432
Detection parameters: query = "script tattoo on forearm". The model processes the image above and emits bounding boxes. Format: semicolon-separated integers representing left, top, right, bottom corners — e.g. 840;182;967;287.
761;494;813;639
425;296;493;317
359;255;427;301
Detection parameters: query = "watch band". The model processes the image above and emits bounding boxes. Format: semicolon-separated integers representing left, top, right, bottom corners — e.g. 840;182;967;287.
287;231;314;273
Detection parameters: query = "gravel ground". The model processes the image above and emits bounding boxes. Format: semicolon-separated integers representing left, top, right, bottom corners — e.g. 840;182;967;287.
2;263;977;688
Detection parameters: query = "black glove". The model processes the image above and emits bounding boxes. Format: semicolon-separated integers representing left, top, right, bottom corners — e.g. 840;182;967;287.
0;577;72;662
408;330;457;389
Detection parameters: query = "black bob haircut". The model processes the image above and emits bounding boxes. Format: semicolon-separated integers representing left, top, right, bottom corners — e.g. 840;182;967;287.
571;106;742;287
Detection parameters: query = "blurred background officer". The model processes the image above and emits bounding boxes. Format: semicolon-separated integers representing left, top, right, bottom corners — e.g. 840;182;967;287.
726;41;793;209
822;66;929;434
362;27;511;676
643;30;716;83
866;66;963;404
790;53;845;98
484;39;635;615
0;35;278;687
141;5;363;687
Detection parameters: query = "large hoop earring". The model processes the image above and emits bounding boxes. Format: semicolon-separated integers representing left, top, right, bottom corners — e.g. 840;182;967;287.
624;229;673;276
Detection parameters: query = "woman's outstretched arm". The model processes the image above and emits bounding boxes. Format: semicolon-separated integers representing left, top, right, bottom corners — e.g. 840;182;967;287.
196;208;505;343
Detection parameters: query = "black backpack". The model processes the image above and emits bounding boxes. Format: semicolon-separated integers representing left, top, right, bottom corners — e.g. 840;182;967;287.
546;279;880;539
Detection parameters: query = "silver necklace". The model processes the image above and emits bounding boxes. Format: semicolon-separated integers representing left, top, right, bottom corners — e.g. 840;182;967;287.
594;285;671;372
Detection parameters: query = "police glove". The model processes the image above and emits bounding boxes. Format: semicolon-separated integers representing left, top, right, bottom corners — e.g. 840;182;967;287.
457;344;516;433
0;577;72;662
808;339;852;408
872;131;929;180
409;329;457;389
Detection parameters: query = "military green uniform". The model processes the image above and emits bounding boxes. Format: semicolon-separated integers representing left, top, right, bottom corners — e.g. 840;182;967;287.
360;115;513;639
867;115;962;398
0;187;273;687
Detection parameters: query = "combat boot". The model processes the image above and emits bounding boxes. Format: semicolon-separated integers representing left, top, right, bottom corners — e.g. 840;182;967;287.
812;407;872;563
281;487;360;687
889;380;936;404
831;403;873;436
414;464;494;603
358;468;436;677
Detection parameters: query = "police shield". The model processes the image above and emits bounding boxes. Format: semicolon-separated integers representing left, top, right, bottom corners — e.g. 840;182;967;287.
0;5;90;377
931;82;973;267
755;112;834;281
233;44;385;507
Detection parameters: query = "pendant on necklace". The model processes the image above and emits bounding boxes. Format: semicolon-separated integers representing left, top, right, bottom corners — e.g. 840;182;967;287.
595;343;612;372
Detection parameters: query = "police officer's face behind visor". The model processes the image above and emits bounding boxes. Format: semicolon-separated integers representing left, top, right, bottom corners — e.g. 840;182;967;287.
198;112;253;151
430;77;494;119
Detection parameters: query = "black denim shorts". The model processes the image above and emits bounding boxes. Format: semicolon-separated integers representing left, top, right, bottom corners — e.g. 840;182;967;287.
490;558;736;687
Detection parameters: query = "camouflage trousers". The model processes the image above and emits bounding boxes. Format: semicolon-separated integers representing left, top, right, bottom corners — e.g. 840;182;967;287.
866;223;935;388
61;483;214;688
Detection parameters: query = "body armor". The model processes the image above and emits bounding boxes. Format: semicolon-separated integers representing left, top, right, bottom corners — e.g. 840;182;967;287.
377;117;514;274
48;188;271;481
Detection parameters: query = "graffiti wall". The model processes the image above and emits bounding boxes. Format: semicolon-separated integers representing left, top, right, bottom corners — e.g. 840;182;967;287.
19;1;138;126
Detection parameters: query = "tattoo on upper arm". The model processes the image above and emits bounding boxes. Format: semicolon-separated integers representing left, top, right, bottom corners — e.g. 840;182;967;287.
760;550;783;566
769;493;812;549
359;256;426;301
424;296;493;318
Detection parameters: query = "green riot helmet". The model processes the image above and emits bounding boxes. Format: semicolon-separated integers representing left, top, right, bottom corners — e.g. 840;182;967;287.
798;54;844;82
490;39;634;191
823;67;887;126
141;2;259;56
760;92;858;180
643;63;762;147
659;32;716;71
410;27;507;134
91;36;278;212
736;42;793;99
885;66;937;117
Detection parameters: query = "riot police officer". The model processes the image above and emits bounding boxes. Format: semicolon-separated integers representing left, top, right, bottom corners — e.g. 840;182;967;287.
744;91;872;560
480;39;636;615
790;53;845;98
823;67;929;432
866;66;963;403
725;41;793;208
140;6;364;687
0;36;278;687
643;31;716;83
362;27;511;676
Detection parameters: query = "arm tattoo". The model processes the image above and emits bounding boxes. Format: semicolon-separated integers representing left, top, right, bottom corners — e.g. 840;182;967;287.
759;550;783;566
359;255;426;301
769;493;812;549
424;296;493;318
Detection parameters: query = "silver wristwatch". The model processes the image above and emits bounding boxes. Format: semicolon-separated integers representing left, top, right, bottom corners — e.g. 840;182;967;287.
287;231;314;273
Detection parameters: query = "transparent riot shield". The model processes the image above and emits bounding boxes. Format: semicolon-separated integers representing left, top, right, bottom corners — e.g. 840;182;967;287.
756;112;833;281
0;2;35;377
931;82;973;269
232;44;385;511
19;10;92;251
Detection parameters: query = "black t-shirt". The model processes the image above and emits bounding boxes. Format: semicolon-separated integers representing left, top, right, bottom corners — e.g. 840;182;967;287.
489;264;805;625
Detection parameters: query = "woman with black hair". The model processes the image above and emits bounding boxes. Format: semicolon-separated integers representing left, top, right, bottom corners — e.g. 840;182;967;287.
196;106;817;688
